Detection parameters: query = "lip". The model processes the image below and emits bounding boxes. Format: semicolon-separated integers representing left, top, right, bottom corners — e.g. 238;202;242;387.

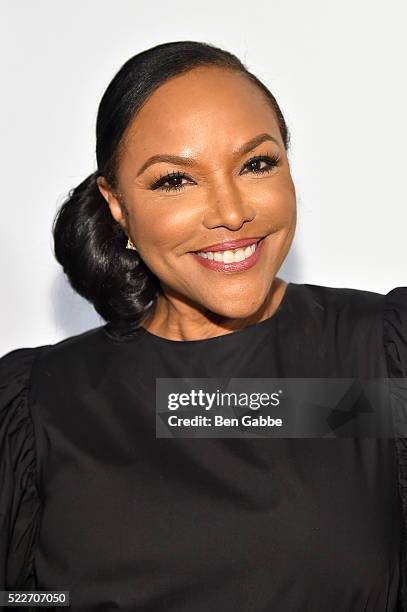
190;237;265;273
193;236;264;253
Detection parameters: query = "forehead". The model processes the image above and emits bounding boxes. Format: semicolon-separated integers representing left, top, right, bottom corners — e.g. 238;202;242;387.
121;66;281;158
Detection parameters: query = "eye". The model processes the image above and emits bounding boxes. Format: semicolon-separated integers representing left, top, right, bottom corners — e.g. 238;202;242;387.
150;170;194;192
240;153;281;176
149;152;281;193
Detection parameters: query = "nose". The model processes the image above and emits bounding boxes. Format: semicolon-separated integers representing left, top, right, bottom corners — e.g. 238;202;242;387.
202;176;256;231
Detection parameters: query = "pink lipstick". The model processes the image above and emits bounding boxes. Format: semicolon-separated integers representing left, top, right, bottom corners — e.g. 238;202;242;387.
190;237;266;272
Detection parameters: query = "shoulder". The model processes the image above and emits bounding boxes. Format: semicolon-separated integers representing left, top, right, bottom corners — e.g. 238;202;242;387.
0;325;109;385
288;283;407;375
293;280;406;330
293;282;385;316
289;282;386;336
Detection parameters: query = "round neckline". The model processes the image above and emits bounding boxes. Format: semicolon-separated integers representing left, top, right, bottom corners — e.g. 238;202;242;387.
136;282;293;346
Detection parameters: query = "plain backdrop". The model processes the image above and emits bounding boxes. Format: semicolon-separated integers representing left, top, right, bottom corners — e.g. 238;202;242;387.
0;0;406;355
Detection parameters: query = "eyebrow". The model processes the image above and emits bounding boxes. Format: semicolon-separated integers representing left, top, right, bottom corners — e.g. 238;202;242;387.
135;132;281;177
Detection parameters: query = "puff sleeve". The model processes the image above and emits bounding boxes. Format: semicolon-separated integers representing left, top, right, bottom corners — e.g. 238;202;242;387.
0;346;46;589
383;287;407;610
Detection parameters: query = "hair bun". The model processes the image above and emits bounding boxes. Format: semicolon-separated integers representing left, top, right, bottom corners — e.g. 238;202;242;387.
52;171;159;339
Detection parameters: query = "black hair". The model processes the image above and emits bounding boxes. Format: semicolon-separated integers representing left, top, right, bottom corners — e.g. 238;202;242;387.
52;40;291;340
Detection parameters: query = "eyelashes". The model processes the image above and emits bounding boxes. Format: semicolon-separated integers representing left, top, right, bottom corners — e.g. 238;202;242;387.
149;151;281;193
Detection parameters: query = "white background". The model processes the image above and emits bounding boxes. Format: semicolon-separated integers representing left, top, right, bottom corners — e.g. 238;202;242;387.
1;0;406;355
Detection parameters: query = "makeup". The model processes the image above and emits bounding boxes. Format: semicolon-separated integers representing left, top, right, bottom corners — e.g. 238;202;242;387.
190;237;265;272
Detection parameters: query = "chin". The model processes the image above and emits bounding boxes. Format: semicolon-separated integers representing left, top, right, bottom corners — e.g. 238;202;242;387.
206;298;267;321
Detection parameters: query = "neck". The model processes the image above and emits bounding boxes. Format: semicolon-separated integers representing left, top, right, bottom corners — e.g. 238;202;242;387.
140;277;288;342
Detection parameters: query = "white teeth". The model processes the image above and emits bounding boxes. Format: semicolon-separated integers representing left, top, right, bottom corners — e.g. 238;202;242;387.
234;249;246;262
222;250;235;263
196;241;259;263
245;245;254;258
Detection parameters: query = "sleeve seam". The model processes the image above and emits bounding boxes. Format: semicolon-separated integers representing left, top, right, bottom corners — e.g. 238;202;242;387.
382;288;407;610
25;346;53;506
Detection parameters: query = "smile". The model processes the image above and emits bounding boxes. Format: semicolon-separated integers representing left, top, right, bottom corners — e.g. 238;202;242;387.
196;240;260;263
190;238;265;272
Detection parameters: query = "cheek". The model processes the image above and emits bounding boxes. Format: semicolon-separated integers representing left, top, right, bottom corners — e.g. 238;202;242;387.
255;181;296;228
126;195;199;254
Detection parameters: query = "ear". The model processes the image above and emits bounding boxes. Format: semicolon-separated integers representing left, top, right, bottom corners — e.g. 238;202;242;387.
96;176;127;230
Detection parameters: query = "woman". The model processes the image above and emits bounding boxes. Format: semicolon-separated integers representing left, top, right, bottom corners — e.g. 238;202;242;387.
0;40;406;611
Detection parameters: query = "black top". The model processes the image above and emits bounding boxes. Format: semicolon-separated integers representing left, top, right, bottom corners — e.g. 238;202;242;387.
1;282;407;611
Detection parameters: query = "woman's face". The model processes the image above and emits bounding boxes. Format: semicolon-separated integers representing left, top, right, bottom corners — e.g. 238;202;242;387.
98;66;296;321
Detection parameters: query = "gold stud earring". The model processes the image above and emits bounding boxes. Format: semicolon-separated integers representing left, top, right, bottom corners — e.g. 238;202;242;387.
126;237;137;251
